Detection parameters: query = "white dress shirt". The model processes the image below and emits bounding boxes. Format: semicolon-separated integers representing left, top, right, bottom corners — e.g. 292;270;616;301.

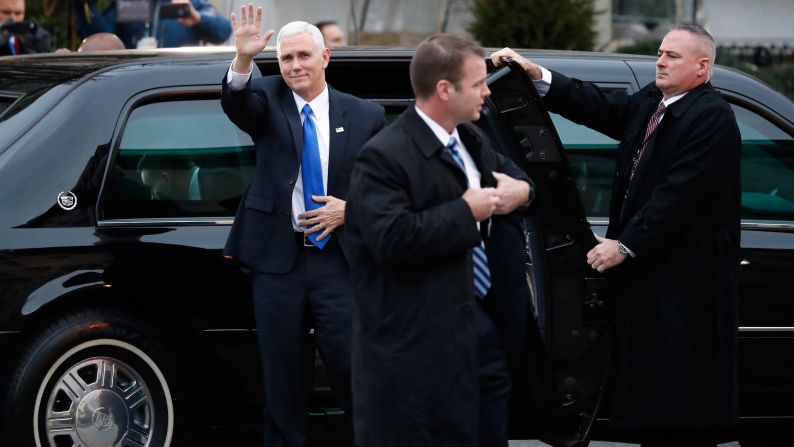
228;63;331;231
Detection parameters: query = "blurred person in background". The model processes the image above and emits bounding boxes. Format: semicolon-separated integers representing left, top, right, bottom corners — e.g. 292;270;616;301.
78;31;125;51
73;0;231;49
316;20;346;47
0;0;52;55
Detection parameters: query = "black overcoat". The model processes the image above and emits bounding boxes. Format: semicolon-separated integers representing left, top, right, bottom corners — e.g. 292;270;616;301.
345;106;532;446
544;72;741;430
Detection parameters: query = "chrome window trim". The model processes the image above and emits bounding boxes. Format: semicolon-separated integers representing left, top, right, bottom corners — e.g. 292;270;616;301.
97;217;234;227
587;219;794;231
739;327;794;333
741;221;794;231
202;329;253;333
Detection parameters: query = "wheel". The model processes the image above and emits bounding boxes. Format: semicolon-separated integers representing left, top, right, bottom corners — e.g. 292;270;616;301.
0;309;186;447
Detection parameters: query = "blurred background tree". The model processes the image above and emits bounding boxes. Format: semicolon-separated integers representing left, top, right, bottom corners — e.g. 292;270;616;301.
25;0;75;50
469;0;598;50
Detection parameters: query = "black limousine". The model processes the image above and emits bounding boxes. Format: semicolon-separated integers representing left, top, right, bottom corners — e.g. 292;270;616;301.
1;47;792;447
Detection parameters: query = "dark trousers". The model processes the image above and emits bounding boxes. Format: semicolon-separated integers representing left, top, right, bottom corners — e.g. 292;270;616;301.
475;302;512;447
251;236;353;447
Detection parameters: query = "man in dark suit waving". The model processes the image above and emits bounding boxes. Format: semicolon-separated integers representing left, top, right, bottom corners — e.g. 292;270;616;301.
493;24;740;446
220;3;384;446
346;34;533;447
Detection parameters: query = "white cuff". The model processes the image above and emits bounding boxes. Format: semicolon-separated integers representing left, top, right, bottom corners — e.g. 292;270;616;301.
227;58;253;90
532;66;552;97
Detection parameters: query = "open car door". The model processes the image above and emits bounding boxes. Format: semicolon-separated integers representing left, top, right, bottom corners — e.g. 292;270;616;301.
476;60;610;447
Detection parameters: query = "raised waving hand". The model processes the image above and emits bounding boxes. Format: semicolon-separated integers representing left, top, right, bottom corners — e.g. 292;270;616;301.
230;3;275;73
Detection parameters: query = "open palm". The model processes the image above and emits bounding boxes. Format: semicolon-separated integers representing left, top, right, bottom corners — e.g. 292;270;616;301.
231;3;274;59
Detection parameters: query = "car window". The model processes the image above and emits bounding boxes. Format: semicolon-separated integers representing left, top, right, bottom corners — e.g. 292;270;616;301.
734;104;794;221
556;103;794;223
551;113;619;217
102;98;255;220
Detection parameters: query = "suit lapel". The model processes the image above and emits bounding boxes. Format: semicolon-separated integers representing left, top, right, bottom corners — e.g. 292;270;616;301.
327;87;349;196
278;84;303;163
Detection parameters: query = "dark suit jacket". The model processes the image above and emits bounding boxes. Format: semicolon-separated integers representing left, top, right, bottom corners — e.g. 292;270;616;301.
346;105;531;446
544;71;741;431
221;74;384;273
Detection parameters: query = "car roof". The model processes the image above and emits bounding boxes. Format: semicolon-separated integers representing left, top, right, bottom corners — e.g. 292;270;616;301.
2;46;790;127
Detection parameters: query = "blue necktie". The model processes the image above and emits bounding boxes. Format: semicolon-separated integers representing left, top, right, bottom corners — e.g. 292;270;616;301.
301;104;329;248
447;138;492;299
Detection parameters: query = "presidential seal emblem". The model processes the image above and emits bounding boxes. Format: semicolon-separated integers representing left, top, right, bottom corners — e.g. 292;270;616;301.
57;191;77;211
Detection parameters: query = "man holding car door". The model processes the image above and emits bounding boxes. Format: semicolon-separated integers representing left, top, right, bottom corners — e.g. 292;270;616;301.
492;24;740;447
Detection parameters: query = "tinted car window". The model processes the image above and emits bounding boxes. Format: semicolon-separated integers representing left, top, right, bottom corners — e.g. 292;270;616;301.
557;103;794;223
102;98;255;219
551;113;619;217
733;104;794;221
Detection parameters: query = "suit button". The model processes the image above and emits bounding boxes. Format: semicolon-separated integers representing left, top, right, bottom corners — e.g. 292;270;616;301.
289;179;296;185
462;303;472;312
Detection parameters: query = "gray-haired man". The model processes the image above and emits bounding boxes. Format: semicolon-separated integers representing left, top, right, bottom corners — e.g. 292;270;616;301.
221;4;384;446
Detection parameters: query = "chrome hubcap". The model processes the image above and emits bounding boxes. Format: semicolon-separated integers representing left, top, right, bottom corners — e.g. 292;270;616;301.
44;357;153;447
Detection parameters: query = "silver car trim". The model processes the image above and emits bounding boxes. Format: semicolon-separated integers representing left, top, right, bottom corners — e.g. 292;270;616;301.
202;329;254;333
97;217;235;227
740;221;794;231
739;327;794;333
588;219;794;231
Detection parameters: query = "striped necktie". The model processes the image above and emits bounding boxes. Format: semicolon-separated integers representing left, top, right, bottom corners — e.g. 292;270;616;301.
620;102;666;223
629;102;666;181
446;137;492;299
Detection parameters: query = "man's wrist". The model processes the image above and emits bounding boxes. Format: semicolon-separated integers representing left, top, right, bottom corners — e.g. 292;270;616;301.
617;241;635;258
232;56;253;74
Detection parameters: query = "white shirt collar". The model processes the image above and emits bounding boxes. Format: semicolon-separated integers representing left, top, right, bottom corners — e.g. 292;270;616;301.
414;105;461;148
292;84;330;120
662;91;687;108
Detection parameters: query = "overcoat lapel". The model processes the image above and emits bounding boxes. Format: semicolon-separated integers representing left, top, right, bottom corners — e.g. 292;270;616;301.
622;83;712;213
616;92;663;217
327;87;350;196
458;124;496;188
402;106;468;187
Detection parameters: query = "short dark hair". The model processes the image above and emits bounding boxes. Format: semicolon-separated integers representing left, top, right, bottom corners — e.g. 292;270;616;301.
672;23;716;60
673;23;714;43
314;21;338;32
410;34;486;100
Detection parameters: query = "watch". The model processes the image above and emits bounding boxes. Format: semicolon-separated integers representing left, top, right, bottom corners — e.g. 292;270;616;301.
617;241;630;256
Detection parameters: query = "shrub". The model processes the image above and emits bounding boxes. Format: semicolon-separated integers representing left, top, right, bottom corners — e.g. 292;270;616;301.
469;0;598;51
